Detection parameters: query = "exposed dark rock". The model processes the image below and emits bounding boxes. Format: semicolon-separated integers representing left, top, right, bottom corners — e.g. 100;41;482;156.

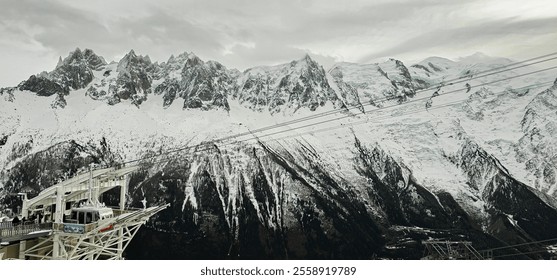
51;93;67;109
18;75;68;96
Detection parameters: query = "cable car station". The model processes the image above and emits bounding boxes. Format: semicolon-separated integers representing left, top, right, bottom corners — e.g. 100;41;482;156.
0;165;168;260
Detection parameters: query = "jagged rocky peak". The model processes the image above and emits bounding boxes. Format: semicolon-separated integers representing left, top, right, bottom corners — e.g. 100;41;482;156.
117;49;152;72
155;52;191;78
160;51;199;66
184;52;204;67
153;51;233;110
86;49;154;106
235;54;340;113
180;54;232;110
290;53;318;67
170;51;194;63
51;47;107;90
56;56;63;68
18;47;107;96
57;47;107;71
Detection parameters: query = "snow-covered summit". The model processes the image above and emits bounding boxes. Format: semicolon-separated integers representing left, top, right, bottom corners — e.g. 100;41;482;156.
234;54;341;114
458;52;513;65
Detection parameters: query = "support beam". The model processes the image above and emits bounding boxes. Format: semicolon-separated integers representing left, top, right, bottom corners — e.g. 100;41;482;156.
18;240;27;259
52;185;65;259
24;166;140;212
21;193;29;219
117;175;128;259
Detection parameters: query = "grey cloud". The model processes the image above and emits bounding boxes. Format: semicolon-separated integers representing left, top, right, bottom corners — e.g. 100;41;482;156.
298;0;458;35
0;0;226;63
218;39;338;73
359;16;557;62
221;40;308;70
235;0;466;46
0;0;110;51
114;9;225;55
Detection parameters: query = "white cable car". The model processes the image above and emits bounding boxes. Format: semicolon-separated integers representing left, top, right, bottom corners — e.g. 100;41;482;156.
68;206;114;225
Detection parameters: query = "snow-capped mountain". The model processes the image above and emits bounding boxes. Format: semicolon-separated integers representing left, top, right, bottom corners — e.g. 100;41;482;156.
18;48;107;99
153;52;234;110
329;58;420;110
1;49;557;259
235;54;342;114
517;82;557;195
86;49;154;106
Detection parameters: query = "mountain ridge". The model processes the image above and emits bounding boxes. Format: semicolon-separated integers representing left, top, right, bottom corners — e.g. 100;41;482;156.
4;48;519;114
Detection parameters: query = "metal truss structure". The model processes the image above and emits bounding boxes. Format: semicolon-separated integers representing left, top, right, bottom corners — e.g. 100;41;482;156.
422;240;486;260
22;165;141;219
1;165;169;260
23;204;167;260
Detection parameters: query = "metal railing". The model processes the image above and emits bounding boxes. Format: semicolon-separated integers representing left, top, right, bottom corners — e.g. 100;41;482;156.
0;222;53;238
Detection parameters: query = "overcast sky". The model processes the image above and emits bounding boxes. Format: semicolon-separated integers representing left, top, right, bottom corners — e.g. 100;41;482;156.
1;0;556;87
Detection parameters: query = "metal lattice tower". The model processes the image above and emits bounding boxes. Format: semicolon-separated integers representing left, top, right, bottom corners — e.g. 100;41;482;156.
422;240;486;260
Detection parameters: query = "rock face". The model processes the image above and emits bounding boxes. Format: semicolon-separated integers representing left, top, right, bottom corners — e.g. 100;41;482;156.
516;79;557;195
455;134;557;258
2;49;557;259
113;50;153;105
19;75;69;97
50;48;107;90
86;50;154;106
123;142;385;259
234;55;342;113
18;48;106;97
0;87;15;102
154;53;233;110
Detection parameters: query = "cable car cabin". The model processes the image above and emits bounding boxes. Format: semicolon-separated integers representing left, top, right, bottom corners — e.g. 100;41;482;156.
61;207;114;234
67;207;114;225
